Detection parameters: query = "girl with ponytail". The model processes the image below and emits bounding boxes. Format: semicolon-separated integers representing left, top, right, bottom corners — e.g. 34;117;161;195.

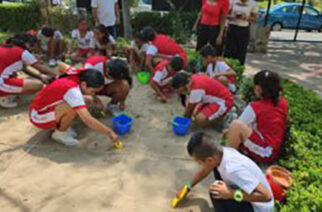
227;70;288;164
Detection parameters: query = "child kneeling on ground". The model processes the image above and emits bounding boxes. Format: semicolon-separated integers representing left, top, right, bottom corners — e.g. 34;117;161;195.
180;131;274;212
200;44;236;93
36;26;65;67
69;19;94;62
171;72;233;128
150;56;184;102
29;68;118;147
227;70;288;164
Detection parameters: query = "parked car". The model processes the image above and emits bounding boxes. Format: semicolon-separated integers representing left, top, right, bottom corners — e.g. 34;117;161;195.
257;3;322;32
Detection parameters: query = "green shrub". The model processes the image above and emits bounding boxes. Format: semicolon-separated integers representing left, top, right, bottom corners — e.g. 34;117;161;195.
239;78;322;211
0;2;40;32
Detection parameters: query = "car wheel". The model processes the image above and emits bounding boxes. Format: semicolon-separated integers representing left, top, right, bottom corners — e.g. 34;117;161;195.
271;22;283;31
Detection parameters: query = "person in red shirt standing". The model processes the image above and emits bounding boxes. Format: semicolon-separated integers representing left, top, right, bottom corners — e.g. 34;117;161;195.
30;68;119;147
171;72;233;127
141;26;188;74
150;56;184;102
227;70;288;163
0;34;56;108
193;0;229;53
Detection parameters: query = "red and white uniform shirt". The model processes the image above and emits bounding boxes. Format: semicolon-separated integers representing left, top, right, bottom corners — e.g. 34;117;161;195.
206;60;236;92
238;97;288;163
151;60;174;86
189;74;233;120
146;34;188;66
84;55;113;85
30;75;86;129
0;46;37;96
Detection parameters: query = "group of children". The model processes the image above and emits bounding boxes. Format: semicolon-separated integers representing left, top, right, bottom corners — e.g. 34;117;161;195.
0;20;288;211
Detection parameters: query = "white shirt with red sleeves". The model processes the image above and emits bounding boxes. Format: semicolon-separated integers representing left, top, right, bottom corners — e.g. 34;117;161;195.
0;46;37;83
31;76;87;112
239;97;288;150
188;74;234;107
84;55;113;85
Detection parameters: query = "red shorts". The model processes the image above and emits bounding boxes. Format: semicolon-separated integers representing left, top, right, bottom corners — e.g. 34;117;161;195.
240;131;279;163
0;78;24;96
77;48;93;57
194;101;230;121
29;107;57;129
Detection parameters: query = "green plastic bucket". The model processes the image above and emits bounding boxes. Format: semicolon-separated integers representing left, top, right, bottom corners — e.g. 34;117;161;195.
136;72;150;84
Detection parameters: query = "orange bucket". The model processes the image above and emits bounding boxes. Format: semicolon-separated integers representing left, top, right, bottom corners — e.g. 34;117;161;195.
265;165;292;201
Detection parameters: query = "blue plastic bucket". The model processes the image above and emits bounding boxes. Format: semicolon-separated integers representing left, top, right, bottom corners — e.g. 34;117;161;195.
113;113;134;135
173;117;191;136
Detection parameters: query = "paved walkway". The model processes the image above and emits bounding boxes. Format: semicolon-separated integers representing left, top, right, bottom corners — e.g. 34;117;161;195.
246;41;322;96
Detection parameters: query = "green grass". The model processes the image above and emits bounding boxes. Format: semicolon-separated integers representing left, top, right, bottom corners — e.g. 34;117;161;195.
0;32;13;43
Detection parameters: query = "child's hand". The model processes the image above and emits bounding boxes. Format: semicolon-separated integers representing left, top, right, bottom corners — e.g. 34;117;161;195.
209;181;233;200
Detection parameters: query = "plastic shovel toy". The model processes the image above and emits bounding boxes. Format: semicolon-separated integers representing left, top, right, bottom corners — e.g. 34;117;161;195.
171;184;189;208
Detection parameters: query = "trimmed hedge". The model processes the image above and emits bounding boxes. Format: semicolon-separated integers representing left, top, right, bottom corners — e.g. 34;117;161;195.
240;78;322;212
0;2;40;32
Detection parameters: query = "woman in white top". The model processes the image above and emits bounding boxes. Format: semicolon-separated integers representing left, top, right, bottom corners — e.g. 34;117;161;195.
224;0;258;65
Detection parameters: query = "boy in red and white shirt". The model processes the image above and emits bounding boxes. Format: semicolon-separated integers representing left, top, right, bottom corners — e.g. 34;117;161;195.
30;68;118;147
141;27;188;73
0;34;56;108
200;45;236;93
150;56;184;102
227;70;288;163
171;73;233;127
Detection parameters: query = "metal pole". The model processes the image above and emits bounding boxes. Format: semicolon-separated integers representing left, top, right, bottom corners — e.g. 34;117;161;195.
294;0;306;41
264;0;272;27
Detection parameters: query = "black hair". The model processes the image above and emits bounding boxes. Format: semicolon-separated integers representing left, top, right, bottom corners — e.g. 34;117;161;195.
14;33;37;46
41;27;55;38
171;72;190;89
78;69;105;88
254;70;281;106
187;132;223;160
94;24;111;43
169;56;184;72
200;44;217;58
108;59;133;86
5;37;28;50
133;31;148;42
141;26;156;41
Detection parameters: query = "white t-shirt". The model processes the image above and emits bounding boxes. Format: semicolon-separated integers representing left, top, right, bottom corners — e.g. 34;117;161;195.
94;35;116;50
91;0;118;27
229;0;258;27
130;40;149;53
217;147;274;212
71;29;95;49
37;29;63;51
206;61;231;78
152;68;170;86
146;44;158;56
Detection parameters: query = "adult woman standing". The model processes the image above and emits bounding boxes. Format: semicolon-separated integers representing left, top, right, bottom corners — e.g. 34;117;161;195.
224;0;258;65
193;0;229;53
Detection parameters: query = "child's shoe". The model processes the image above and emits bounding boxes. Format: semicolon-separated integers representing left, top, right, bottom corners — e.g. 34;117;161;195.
49;59;57;67
106;103;121;116
52;130;79;147
67;127;77;138
0;95;18;109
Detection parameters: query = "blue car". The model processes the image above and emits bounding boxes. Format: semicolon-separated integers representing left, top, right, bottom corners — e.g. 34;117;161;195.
257;3;322;32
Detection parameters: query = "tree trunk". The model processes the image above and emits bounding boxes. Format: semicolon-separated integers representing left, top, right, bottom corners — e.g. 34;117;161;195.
122;0;132;39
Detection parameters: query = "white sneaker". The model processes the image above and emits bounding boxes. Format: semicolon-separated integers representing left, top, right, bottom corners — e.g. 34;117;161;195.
67;127;77;138
0;95;18;109
106;103;121;116
49;59;57;67
51;130;79;147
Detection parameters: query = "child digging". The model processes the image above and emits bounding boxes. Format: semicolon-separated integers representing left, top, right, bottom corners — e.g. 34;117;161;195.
150;56;184;102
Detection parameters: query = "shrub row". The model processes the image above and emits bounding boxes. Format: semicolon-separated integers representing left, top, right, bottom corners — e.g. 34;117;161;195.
240;78;322;212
